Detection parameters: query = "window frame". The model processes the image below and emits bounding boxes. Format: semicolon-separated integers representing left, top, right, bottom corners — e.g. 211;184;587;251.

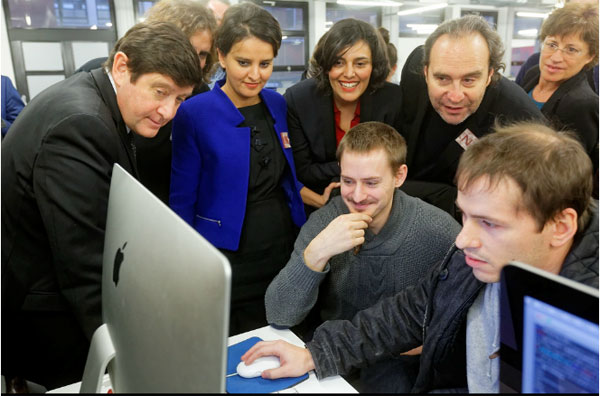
397;8;445;38
3;0;118;101
325;2;382;29
132;0;157;23
249;0;309;75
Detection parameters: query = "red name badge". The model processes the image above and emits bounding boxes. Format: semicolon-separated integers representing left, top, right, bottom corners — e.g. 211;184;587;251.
280;132;291;148
455;128;478;150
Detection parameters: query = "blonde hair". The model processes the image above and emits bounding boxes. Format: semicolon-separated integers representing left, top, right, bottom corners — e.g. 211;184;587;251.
145;0;217;82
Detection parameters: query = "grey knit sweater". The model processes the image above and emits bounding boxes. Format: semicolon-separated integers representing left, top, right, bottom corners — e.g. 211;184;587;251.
265;189;461;327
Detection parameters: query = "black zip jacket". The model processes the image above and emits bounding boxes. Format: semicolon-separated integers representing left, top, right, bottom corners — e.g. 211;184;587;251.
307;204;598;392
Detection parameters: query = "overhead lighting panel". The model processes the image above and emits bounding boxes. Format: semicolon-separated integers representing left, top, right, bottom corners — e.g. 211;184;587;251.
516;11;549;18
337;0;403;6
407;23;438;34
518;29;539;37
398;3;447;16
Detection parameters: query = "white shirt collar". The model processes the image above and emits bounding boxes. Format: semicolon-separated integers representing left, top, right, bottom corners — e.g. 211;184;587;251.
106;68;131;134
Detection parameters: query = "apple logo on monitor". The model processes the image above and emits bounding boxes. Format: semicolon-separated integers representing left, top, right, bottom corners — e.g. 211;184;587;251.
113;242;127;286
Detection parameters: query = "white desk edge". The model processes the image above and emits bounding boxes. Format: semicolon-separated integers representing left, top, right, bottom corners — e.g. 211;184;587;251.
48;325;357;394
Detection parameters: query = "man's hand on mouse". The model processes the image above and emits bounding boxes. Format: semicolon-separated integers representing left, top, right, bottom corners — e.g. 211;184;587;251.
241;340;315;379
303;213;372;272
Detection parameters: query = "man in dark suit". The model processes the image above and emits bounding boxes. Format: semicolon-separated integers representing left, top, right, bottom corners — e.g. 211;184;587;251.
399;15;544;220
1;21;201;390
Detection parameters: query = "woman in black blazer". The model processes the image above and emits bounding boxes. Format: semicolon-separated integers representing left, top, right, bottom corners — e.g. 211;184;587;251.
285;18;403;199
519;2;598;169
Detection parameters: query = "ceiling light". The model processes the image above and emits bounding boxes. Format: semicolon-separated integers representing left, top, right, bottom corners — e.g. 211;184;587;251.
516;11;549;18
398;3;447;16
407;23;438;34
518;29;538;37
337;0;403;6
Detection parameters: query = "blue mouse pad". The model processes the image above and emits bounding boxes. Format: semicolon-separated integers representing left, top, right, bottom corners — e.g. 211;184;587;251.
226;336;309;393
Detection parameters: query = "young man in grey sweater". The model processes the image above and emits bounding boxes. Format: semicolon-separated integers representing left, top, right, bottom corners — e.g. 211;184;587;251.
264;121;461;392
248;122;598;392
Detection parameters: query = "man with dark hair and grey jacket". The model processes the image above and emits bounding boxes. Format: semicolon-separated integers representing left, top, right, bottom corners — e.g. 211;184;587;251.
245;121;599;393
264;121;460;392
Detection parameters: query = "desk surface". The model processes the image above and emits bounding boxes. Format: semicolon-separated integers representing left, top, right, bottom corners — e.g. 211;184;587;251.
48;325;356;393
229;325;357;393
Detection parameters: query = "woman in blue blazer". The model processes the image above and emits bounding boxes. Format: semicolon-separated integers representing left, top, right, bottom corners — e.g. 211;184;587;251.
170;3;330;335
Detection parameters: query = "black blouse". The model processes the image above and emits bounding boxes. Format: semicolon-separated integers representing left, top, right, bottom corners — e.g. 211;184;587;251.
238;102;287;202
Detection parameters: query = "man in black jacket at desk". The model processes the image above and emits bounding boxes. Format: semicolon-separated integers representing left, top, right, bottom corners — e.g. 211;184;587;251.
1;22;201;390
398;15;544;220
241;121;598;393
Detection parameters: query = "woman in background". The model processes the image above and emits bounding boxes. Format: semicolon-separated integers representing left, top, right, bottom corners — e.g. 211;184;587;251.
378;26;398;83
519;2;598;174
284;19;403;215
170;3;330;335
134;0;218;204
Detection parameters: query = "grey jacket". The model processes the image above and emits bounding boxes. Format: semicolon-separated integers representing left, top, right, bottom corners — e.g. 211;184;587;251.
307;204;599;393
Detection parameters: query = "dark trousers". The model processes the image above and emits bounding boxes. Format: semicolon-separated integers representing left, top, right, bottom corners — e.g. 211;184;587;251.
2;309;90;390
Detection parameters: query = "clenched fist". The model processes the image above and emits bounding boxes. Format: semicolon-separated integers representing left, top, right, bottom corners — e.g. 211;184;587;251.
303;213;372;272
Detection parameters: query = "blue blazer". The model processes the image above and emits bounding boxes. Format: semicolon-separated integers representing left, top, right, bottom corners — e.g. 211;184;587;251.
1;75;25;137
170;82;306;251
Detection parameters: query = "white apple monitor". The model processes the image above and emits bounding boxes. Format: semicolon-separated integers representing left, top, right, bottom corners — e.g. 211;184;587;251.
81;164;231;392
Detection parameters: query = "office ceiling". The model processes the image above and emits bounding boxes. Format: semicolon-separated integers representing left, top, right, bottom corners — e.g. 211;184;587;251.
452;0;555;7
410;0;557;10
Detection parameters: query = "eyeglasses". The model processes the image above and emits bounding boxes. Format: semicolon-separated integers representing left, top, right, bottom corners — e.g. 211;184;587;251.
542;41;584;59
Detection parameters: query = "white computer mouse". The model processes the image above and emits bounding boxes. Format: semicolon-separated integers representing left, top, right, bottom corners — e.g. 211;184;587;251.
236;355;281;378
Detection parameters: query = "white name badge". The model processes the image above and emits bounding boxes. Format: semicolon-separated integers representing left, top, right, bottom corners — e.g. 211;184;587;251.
280;132;291;148
455;128;478;150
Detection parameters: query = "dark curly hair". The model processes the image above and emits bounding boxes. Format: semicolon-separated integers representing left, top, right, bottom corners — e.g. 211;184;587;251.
310;18;389;95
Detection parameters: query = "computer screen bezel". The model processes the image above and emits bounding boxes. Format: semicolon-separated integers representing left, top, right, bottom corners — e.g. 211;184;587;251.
499;261;599;392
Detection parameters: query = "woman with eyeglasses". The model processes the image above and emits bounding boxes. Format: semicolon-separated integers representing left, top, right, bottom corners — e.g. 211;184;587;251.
519;2;598;167
169;2;329;336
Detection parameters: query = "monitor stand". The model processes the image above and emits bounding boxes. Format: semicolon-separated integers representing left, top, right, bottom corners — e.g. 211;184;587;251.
80;324;115;393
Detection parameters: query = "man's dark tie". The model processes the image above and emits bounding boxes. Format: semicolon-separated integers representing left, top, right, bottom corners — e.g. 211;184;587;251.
127;132;137;161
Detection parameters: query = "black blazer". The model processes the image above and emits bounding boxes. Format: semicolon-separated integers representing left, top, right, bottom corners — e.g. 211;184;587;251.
521;66;599;165
399;46;544;218
284;78;403;193
1;69;137;388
